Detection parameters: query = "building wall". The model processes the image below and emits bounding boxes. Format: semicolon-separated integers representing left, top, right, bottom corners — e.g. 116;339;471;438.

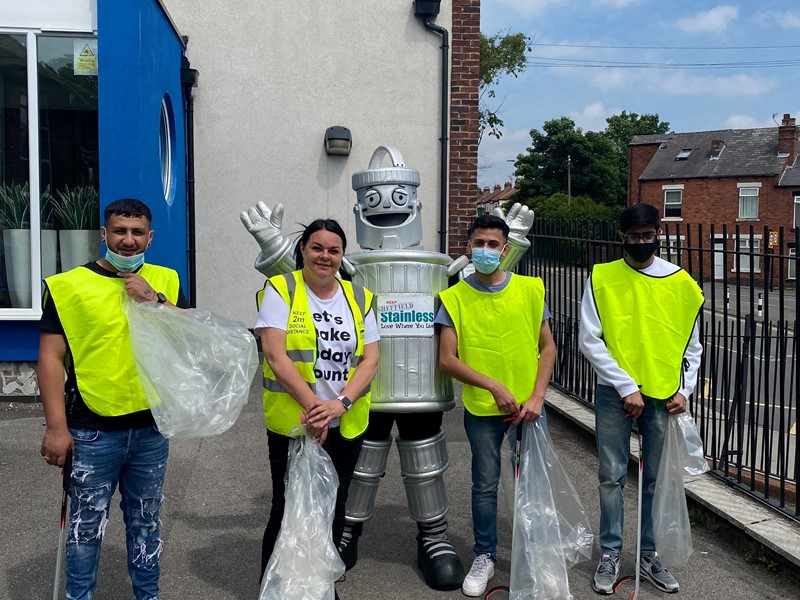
448;0;480;257
164;0;461;325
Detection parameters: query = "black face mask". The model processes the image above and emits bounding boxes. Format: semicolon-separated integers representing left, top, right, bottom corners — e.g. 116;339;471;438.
623;240;658;263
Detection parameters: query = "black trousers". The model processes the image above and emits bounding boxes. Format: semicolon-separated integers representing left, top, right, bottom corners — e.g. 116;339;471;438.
261;428;364;578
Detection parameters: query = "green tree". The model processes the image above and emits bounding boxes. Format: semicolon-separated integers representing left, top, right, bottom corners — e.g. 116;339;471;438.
514;117;620;207
479;31;530;141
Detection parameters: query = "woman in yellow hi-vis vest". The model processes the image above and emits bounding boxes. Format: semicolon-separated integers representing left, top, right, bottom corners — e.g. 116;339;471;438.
254;219;379;586
579;203;704;596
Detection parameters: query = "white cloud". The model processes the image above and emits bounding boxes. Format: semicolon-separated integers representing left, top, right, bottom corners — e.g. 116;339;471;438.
582;68;775;99
478;128;531;189
569;102;616;132
676;5;739;33
487;0;566;20
592;0;639;8
723;114;778;129
759;11;800;30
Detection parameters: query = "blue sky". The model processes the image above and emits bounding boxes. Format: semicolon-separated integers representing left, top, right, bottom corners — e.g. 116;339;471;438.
478;0;800;189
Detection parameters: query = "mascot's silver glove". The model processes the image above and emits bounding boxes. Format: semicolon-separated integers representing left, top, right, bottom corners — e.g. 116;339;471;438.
239;201;296;277
492;202;534;271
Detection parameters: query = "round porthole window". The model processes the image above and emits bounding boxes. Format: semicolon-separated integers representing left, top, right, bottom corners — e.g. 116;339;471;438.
159;94;176;205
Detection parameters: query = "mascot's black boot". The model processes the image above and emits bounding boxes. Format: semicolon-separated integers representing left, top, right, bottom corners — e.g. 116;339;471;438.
416;518;465;591
338;522;362;571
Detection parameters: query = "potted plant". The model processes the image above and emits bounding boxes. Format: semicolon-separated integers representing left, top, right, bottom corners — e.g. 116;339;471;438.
51;185;100;272
0;181;32;307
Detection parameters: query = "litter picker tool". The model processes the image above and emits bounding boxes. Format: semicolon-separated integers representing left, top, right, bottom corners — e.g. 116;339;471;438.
613;422;643;600
52;449;73;600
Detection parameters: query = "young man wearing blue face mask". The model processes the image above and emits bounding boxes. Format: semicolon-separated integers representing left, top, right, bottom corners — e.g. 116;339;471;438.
579;203;703;595
38;198;188;600
435;213;557;597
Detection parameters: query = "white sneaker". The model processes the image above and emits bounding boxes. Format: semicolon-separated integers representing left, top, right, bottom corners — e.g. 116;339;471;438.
461;553;495;597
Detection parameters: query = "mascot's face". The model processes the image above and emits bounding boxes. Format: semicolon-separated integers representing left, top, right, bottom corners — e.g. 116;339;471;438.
357;183;420;229
351;146;424;249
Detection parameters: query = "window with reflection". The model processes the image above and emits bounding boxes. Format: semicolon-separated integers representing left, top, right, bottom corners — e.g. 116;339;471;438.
0;34;31;308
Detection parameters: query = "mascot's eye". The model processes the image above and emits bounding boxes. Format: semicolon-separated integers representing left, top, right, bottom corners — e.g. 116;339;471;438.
364;189;381;208
392;188;408;207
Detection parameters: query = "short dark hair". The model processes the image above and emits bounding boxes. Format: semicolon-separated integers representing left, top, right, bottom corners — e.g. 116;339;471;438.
619;203;660;232
294;219;347;270
104;198;152;225
467;213;509;239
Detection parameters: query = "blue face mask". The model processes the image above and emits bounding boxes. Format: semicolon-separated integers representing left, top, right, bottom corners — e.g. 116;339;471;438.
472;247;503;274
105;248;145;272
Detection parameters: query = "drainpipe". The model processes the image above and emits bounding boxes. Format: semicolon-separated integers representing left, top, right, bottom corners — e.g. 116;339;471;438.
416;9;450;254
181;54;199;307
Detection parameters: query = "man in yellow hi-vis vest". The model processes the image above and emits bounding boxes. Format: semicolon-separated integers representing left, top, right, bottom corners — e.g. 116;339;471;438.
436;213;557;598
579;203;704;595
38;198;187;600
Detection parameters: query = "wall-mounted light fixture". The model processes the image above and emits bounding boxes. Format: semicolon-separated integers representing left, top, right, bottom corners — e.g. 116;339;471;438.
413;0;441;17
324;126;352;156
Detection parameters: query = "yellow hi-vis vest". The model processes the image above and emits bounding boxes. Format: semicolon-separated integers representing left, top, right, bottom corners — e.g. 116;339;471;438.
591;259;704;400
45;264;181;417
439;274;545;416
260;271;373;438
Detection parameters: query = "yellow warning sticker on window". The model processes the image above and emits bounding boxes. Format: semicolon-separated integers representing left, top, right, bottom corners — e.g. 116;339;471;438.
73;39;98;76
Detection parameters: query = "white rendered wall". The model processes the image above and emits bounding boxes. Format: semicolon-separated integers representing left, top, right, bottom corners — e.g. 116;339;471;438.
0;0;96;31
164;0;450;325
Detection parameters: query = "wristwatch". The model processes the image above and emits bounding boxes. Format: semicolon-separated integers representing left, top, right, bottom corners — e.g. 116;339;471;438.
156;292;167;304
337;395;353;411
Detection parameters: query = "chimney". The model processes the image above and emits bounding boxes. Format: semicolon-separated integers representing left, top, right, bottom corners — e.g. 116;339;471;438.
778;113;798;164
493;184;501;192
710;139;725;159
504;181;512;189
483;186;489;194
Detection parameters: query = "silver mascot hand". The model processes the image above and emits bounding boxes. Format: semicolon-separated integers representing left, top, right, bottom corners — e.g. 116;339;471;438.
493;202;534;271
240;201;296;277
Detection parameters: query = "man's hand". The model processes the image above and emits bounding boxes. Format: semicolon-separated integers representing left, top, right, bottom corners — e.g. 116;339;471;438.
41;426;73;467
240;201;286;252
490;381;519;416
118;272;157;302
517;395;544;423
666;392;687;415
621;390;645;418
492;202;535;240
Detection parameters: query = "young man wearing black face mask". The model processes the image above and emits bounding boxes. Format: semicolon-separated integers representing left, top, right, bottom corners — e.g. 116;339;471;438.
578;203;704;595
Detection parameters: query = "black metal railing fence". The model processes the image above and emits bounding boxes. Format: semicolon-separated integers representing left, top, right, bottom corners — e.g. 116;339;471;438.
520;219;799;519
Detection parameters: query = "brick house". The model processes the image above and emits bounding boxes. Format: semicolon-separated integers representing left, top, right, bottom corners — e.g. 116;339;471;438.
629;114;800;281
476;181;519;215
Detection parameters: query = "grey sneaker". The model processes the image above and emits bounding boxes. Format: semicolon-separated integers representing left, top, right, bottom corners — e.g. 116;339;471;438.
461;553;495;597
640;552;679;593
592;553;621;595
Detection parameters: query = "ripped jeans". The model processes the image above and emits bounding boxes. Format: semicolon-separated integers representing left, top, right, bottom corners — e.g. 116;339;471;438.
66;425;169;600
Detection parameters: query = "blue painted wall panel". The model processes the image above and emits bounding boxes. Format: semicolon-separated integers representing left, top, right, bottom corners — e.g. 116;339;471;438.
0;322;39;361
98;0;188;289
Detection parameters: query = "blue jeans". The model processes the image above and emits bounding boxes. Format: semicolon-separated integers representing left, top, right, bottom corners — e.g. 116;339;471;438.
66;425;169;600
464;409;547;561
595;384;668;555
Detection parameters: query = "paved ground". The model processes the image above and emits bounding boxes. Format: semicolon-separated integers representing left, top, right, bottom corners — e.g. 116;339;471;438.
1;380;799;600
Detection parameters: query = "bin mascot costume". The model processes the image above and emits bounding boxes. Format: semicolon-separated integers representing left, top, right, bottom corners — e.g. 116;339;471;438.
241;146;534;590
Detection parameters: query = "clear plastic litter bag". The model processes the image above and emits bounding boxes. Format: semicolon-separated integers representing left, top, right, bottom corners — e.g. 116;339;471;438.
653;414;693;566
675;412;710;476
259;427;344;600
125;296;258;438
500;420;594;600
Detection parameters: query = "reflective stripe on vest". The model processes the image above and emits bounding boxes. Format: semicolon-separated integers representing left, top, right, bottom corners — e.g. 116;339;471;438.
261;270;373;438
439;274;545;416
45;264;181;417
591;259;704;400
